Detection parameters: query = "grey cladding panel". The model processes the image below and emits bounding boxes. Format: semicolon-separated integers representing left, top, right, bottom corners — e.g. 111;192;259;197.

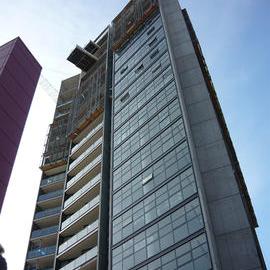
159;0;264;268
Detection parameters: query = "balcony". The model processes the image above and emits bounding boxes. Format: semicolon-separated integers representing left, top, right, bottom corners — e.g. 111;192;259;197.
58;220;98;255
64;174;101;213
61;196;99;231
41;173;65;187
38;190;63;202
27;246;56;260
37;189;63;209
31;225;58;240
71;122;103;157
34;207;61;221
68;137;103;174
66;155;102;193
59;246;97;270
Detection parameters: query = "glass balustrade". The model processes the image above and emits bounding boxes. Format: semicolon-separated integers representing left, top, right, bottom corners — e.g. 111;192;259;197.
27;245;56;259
71;123;103;155
58;220;98;254
29;268;53;270
57;100;72;108
64;174;101;209
38;190;63;202
69;137;103;171
55;112;69;119
34;207;61;220
61;196;100;230
31;225;58;239
67;155;102;189
41;173;65;187
59;246;97;270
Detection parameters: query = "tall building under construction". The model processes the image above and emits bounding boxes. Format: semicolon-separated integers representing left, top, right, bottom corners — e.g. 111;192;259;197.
24;0;266;269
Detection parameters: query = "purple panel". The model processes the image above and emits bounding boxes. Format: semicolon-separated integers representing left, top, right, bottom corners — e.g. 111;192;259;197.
12;38;41;82
0;154;12;187
0;84;27;128
0;181;8;213
0;107;23;144
0;70;33;114
0;37;41;212
0;130;18;164
4;54;36;97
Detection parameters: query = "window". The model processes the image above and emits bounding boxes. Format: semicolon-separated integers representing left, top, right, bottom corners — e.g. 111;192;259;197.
152;64;161;74
150;49;159;59
135;64;144;74
120;66;128;74
147;26;155;35
120;92;130;103
142;173;153;185
148;37;158;47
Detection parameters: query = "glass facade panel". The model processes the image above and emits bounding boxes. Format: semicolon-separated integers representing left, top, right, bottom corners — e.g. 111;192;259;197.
112;11;212;270
138;234;212;270
112;198;205;269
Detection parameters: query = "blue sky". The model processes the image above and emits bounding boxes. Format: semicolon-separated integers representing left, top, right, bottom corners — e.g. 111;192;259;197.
0;0;269;269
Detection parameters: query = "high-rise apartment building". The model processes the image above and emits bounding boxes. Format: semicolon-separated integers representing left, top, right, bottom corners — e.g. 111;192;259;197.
0;37;41;212
24;0;266;269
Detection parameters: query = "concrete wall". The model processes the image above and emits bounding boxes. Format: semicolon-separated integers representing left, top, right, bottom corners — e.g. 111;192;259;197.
159;0;265;269
0;37;41;212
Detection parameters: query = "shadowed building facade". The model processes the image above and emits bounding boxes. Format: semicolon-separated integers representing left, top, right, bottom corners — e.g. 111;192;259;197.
0;37;41;212
24;1;265;269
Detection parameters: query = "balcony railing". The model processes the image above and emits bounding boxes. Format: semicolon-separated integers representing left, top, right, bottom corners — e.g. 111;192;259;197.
27;245;56;259
28;268;53;270
71;123;103;155
29;268;54;270
58;220;98;254
69;137;103;171
38;190;63;202
34;207;61;220
67;155;102;189
64;174;101;209
61;196;100;230
59;246;97;270
55;112;69;119
40;173;65;187
31;225;58;239
57;100;72;109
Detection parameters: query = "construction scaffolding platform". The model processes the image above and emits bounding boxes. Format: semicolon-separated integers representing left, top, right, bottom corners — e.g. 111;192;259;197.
67;45;98;72
112;0;158;52
40;75;80;173
85;40;101;54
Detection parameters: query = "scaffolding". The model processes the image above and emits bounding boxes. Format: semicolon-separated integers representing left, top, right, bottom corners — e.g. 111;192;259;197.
40;75;80;172
69;57;106;139
112;0;158;51
68;33;108;140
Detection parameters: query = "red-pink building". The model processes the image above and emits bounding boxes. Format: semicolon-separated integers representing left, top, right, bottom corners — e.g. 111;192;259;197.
0;37;41;212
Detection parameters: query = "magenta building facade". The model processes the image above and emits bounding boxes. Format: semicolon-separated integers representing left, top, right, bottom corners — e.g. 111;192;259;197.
0;37;41;212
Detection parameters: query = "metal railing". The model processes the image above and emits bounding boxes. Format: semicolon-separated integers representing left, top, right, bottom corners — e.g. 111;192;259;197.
67;155;102;189
64;174;101;209
71;123;103;155
34;207;61;220
59;246;97;270
58;220;98;254
61;196;100;230
31;225;58;239
69;137;102;171
27;245;56;259
38;190;63;202
40;173;65;187
57;100;72;108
